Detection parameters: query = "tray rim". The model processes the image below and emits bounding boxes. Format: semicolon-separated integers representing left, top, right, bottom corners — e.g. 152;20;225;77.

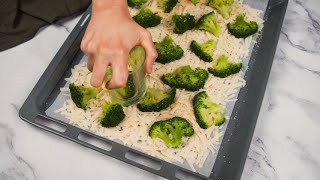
19;1;288;179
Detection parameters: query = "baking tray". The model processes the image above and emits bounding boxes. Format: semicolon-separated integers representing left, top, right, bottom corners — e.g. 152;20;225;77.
19;0;288;179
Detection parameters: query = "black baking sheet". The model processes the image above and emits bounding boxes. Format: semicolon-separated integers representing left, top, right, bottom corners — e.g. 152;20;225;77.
19;0;288;179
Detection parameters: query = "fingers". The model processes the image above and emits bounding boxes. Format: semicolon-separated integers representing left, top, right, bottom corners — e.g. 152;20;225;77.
87;55;94;72
106;53;129;89
139;30;157;74
91;54;109;87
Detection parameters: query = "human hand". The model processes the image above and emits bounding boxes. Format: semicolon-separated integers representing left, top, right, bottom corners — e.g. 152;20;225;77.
80;0;157;89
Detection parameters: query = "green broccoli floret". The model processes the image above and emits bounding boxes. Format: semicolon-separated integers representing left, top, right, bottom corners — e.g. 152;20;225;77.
155;35;184;64
69;83;99;109
149;117;194;148
106;46;146;102
157;0;178;13
208;0;234;19
193;91;225;129
133;8;162;28
195;12;220;36
208;55;242;78
190;39;217;62
110;74;135;99
127;0;147;8
161;65;209;91
137;88;176;112
98;102;125;128
227;13;258;38
172;14;196;34
190;0;200;5
128;46;146;69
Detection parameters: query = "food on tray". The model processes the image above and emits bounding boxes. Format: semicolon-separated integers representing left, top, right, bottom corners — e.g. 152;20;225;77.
208;0;234;19
190;0;200;5
57;0;263;171
149;117;194;148
193;91;225;129
157;0;178;13
208;54;242;78
127;0;148;8
128;46;146;69
155;35;184;64
172;13;196;34
133;8;162;28
227;13;258;38
162;65;208;91
69;83;99;109
195;11;220;36
109;74;135;100
190;39;217;62
99;102;125;128
105;46;146;103
137;88;176;112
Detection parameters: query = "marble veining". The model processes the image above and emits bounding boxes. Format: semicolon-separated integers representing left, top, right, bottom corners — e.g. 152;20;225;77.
0;0;319;179
0;123;37;180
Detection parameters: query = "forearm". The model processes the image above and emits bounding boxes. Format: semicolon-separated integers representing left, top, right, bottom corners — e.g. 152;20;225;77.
92;0;128;13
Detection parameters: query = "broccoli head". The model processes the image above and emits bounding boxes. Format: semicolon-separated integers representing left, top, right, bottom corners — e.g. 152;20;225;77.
172;14;196;34
208;55;242;78
195;12;220;36
208;0;234;19
69;83;99;109
137;88;176;112
128;46;146;69
109;74;135;100
161;65;209;91
190;39;217;62
190;0;200;5
155;35;184;64
149;117;194;148
98;102;125;128
127;0;147;8
106;46;146;102
227;13;258;38
193;91;225;129
157;0;178;13
133;8;162;28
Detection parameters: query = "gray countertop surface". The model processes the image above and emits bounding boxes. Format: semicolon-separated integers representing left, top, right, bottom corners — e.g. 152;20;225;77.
1;0;320;179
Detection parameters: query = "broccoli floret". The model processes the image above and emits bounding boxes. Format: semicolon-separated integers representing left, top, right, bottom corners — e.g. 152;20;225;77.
193;91;225;129
106;46;146;101
133;8;162;28
208;0;234;19
161;65;209;91
190;39;217;62
128;46;146;69
172;14;196;34
98;102;125;128
111;74;135;99
149;117;194;148
137;88;176;112
127;0;147;8
195;12;220;36
208;55;242;78
157;0;178;13
155;35;184;64
227;13;258;38
69;83;99;109
190;0;200;5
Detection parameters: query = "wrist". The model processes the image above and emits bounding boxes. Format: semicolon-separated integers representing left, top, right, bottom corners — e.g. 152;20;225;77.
92;0;128;13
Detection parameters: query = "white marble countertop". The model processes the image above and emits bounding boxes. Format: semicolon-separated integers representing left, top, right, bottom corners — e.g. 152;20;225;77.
1;0;319;179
